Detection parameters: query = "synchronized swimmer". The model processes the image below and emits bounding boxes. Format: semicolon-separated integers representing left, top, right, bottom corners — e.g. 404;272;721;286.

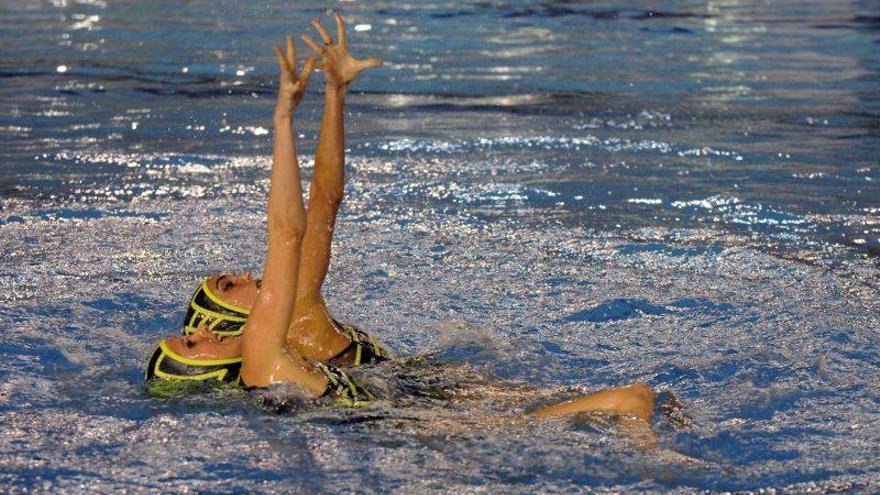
144;14;659;434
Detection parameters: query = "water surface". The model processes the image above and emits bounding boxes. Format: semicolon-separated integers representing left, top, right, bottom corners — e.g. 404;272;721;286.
1;1;879;493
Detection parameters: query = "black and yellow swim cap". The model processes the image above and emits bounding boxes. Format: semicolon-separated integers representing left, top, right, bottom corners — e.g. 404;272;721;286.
144;340;242;383
183;279;249;336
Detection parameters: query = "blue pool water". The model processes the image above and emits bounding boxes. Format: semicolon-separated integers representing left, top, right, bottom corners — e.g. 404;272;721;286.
1;1;879;493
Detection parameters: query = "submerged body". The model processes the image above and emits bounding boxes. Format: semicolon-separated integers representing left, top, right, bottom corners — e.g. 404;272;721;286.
144;14;661;438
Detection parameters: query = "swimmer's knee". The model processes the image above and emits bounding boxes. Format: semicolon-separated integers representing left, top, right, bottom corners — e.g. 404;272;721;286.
309;188;343;210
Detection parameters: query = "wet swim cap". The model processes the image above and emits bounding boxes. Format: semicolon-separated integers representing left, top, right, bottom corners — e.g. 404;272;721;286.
144;340;242;383
183;279;249;336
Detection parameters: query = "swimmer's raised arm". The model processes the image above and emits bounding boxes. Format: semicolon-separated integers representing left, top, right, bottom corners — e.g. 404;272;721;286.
289;14;384;357
240;38;327;394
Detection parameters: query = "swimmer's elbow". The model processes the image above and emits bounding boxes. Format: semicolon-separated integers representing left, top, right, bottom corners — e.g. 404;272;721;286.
310;187;343;210
272;226;306;245
268;211;306;240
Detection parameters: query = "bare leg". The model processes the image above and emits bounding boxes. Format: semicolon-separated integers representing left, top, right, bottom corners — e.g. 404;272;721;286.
287;15;382;360
530;383;657;449
530;383;655;421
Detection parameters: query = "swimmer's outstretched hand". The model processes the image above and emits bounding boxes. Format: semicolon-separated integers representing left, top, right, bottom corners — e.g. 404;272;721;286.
272;36;317;121
301;14;383;92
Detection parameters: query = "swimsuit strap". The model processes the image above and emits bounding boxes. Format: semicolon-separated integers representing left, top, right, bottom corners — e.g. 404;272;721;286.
326;321;390;367
242;363;373;413
315;362;374;406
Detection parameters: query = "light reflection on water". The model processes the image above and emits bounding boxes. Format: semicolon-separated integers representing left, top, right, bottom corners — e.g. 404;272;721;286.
1;0;879;493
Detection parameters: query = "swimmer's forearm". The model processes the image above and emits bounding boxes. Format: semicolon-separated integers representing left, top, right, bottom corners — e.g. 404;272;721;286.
312;86;346;203
268;117;306;237
267;36;313;235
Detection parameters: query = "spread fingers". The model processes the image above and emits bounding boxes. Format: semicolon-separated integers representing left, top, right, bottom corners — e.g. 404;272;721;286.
359;57;383;70
285;35;297;69
311;18;333;45
301;33;325;56
273;44;291;72
335;13;347;47
299;57;317;82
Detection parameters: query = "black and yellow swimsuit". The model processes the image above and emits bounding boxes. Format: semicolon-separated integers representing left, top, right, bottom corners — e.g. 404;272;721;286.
315;361;375;405
183;280;391;369
327;321;391;367
245;360;375;413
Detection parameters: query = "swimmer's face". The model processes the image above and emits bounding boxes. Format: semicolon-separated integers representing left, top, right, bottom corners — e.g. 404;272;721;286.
207;272;260;310
164;325;242;360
